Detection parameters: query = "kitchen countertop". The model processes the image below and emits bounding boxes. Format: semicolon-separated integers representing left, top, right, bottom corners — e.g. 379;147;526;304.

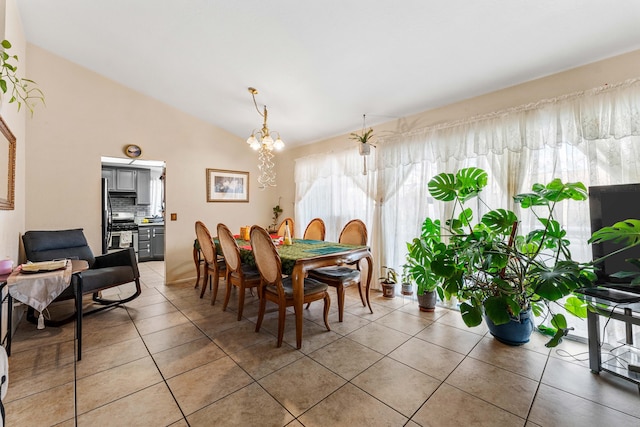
138;222;164;227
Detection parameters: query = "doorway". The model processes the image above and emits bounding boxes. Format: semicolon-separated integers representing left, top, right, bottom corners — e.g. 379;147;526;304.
100;156;166;266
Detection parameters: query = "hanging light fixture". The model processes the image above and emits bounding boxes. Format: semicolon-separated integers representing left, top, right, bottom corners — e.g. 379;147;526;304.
246;87;285;189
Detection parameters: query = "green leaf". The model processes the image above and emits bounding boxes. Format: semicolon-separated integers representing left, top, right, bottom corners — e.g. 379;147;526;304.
1;40;11;49
564;296;588;318
481;209;518;235
0;79;6;93
427;173;457;202
460;302;483;327
428;173;457;201
550;313;567;330
455;167;488;202
483;296;511;325
589;219;640;245
545;328;566;348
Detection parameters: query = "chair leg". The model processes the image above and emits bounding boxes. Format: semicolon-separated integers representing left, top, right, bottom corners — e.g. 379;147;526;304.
92;278;142;306
199;265;209;298
255;294;267;332
223;275;233;311
323;293;331;331
210;271;220;305
237;285;245;321
277;304;287;347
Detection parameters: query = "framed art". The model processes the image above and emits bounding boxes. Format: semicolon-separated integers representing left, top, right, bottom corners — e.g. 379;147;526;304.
0;116;16;210
206;169;249;202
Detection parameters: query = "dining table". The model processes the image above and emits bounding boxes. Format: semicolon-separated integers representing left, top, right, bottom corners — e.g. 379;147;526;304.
232;237;374;348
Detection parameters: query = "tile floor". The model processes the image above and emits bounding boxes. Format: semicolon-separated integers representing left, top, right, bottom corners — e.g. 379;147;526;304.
4;261;640;426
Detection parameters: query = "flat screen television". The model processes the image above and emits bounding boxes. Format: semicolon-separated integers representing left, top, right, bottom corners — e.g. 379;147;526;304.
589;183;640;285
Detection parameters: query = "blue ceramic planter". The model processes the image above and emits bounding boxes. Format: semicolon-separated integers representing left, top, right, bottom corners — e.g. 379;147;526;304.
484;308;534;346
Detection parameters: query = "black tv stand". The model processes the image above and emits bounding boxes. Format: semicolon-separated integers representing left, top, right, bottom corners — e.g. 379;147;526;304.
576;287;640;391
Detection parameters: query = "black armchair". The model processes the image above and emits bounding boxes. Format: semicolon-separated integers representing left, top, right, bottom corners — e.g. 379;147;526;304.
22;228;142;324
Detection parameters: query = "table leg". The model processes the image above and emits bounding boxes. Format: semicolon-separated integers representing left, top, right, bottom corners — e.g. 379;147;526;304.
75;274;83;361
292;265;304;349
587;308;601;374
6;294;12;356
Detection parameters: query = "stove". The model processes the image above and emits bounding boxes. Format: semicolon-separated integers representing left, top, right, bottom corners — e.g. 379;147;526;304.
108;212;139;252
110;212;139;231
111;222;139;232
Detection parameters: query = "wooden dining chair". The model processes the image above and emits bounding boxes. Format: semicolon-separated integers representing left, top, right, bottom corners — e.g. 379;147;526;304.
308;219;368;321
250;225;331;347
194;221;226;304
217;223;261;320
303;218;326;241
276;217;295;238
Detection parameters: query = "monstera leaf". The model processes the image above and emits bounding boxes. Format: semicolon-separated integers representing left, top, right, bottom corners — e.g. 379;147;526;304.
589;219;640;246
427;167;487;202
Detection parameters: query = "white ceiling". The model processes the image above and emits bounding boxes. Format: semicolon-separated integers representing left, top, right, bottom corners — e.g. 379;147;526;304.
16;0;640;146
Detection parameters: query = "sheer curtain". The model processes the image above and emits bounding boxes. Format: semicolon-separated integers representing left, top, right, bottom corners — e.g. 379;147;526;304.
294;78;640;290
295;148;376;242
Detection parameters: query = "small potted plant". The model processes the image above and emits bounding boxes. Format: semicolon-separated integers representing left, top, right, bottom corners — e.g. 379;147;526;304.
269;200;283;233
400;264;413;295
379;266;397;298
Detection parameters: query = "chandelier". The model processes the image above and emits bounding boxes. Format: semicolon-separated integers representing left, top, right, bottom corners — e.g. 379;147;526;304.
246;87;285;189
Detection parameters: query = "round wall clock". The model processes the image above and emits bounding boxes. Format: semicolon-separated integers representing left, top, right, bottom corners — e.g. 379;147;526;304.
124;144;142;158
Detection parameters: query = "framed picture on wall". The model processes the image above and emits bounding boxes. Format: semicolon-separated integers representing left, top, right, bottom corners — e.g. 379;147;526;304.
0;116;16;210
206;169;249;202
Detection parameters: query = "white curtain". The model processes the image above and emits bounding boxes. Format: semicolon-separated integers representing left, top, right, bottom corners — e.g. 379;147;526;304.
294;148;376;242
294;78;640;290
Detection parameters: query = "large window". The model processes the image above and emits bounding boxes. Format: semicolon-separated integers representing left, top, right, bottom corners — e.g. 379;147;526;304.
294;80;640;299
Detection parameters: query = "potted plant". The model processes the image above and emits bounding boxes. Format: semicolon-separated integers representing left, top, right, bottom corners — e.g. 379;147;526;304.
380;266;397;298
269;201;283;233
406;217;442;312
0;39;44;114
400;264;413;295
421;167;594;346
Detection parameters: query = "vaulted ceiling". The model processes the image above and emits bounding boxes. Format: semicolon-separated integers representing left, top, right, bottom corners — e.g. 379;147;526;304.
16;0;640;146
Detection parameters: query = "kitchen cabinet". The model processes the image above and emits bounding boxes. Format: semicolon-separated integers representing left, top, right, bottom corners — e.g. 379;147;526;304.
136;169;151;205
138;224;164;261
101;168;116;190
102;167;137;192
115;169;136;191
102;167;151;205
151;226;165;259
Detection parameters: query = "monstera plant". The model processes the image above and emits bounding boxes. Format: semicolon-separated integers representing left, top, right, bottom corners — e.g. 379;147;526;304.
420;167;594;347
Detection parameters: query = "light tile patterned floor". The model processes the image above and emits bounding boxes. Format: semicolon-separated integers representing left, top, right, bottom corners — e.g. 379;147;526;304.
4;260;640;426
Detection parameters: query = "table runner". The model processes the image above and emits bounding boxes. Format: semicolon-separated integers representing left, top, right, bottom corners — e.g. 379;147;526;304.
7;261;73;327
234;239;366;275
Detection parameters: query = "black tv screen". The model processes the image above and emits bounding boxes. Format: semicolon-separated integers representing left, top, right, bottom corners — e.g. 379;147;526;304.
589;183;640;284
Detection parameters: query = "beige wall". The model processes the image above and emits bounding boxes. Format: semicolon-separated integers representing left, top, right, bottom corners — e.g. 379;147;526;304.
24;46;280;283
276;48;640;222
0;0;27;270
